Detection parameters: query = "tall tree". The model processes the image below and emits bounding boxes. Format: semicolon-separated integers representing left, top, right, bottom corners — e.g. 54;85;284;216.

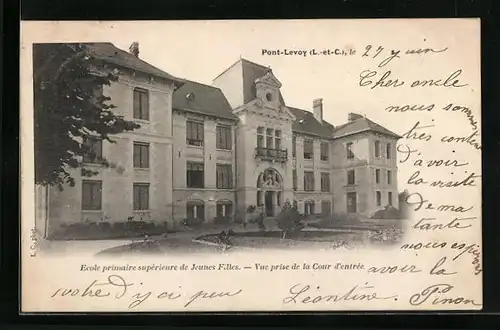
33;43;140;190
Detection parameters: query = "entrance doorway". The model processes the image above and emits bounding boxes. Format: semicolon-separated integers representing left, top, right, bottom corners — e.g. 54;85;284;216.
265;191;274;216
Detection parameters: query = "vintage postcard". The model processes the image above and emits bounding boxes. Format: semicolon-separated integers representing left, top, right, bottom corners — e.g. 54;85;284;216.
20;19;482;312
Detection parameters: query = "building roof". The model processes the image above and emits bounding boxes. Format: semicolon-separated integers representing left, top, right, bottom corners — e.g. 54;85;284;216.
172;80;237;120
332;117;402;139
83;43;184;86
288;107;335;139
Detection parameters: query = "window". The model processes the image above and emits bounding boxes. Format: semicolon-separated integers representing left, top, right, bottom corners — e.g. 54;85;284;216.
187;120;204;146
304;171;315;191
321;200;331;215
133;88;149;120
292;169;297;190
304;139;314;159
257;135;264;148
216;125;232;150
387;170;392;185
375;169;380;183
347;192;357;213
346;142;354;159
82;137;102;164
133;142;149;168
186;162;204;188
133;183;149;210
82;180;102;210
216;164;233;189
275;130;282;150
321;172;330;192
388;192;393;206
304;201;315;215
266;128;273;148
376;191;382;206
187;201;204;220
386;143;392;159
292;136;296;157
216;201;233;218
320;142;329;161
375;140;381;157
347;169;355;185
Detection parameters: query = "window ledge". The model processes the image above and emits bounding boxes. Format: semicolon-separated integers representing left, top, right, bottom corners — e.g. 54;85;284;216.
81;210;103;213
187;144;204;149
134;119;150;125
134;168;150;171
216;148;233;152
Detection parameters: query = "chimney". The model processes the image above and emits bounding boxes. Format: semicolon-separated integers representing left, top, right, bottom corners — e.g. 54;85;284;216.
129;42;139;57
348;112;363;122
313;98;323;122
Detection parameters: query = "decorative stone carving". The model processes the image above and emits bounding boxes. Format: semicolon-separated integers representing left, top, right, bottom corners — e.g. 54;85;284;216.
258;168;281;189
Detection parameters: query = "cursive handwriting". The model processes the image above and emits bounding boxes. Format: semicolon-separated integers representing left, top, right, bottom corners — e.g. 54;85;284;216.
406;192;474;213
443;103;478;131
49;274;244;309
283;283;398;304
367;264;422;274
397;144;468;167
359;69;467;90
407;170;480;188
429;257;457;276
50;275;132;300
409;284;480;306
412;217;474;230
184;289;243;307
361;44;448;68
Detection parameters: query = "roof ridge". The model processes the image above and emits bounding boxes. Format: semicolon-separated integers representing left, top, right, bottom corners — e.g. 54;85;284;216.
240;58;271;70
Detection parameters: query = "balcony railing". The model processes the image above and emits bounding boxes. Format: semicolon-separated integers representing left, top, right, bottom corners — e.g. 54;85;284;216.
255;147;288;162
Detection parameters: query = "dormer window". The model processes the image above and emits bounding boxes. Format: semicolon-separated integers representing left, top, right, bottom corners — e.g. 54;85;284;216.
186;92;195;101
266;92;273;101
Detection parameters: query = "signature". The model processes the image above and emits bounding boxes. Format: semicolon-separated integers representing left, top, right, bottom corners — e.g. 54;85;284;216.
409;284;481;306
282;283;398;304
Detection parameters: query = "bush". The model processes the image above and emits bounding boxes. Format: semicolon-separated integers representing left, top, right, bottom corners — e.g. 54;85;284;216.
275;200;304;239
371;206;404;219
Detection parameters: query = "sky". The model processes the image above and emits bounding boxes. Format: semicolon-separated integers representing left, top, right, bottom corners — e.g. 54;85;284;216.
52;19;476;132
21;19;481;189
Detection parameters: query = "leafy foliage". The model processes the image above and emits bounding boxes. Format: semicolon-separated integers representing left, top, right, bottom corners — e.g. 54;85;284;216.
33;43;140;189
275;199;304;239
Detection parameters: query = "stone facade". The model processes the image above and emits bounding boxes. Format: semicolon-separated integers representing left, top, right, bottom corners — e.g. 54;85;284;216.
36;45;401;238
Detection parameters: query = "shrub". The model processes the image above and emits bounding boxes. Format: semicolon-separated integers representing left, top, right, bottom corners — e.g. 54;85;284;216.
275;200;304;239
371;206;403;219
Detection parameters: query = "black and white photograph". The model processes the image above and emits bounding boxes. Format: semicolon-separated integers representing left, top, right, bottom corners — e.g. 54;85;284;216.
21;19;482;312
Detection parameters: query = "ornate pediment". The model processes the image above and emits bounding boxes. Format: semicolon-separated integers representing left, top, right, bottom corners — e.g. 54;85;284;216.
254;71;282;88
